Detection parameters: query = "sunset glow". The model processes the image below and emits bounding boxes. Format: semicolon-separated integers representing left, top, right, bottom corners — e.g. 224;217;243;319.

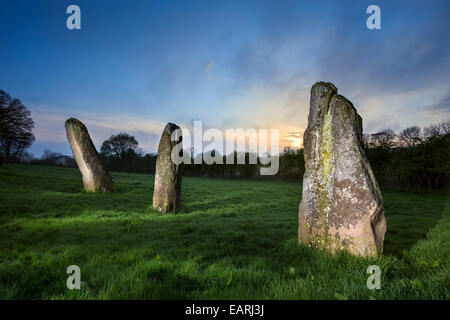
292;138;302;148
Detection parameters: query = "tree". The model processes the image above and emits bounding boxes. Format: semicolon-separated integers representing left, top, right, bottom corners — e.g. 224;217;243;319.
419;121;450;189
423;121;450;140
17;151;35;163
277;148;304;181
100;132;138;160
365;129;397;186
398;126;422;148
0;89;35;161
42;149;54;161
369;129;396;149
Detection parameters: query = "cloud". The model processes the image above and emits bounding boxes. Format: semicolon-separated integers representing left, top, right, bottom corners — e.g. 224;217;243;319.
424;91;450;113
353;86;450;133
19;1;450;156
220;1;450;137
285;131;302;139
316;4;450;98
30;105;166;154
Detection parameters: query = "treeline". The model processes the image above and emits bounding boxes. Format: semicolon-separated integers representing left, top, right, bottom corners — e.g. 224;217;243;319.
182;150;305;181
363;122;449;189
178;121;450;189
96;134;305;180
3;88;448;188
97;132;305;180
93;121;449;189
28;150;77;168
4;119;449;190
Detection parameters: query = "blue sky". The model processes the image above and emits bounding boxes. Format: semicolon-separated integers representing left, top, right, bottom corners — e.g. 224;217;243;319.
1;0;449;157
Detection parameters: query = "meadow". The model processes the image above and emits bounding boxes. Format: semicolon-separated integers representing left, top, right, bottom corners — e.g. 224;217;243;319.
0;163;448;299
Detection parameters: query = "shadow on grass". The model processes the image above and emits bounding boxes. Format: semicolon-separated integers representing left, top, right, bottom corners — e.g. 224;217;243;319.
382;189;445;257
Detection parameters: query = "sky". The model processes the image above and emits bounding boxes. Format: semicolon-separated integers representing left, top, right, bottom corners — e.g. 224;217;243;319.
1;0;449;157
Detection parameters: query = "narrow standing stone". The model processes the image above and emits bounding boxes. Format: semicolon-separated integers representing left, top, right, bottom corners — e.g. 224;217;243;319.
65;118;116;192
153;122;182;213
298;82;387;257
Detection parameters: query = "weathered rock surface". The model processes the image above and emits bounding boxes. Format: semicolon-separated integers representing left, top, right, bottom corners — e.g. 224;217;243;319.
298;82;387;257
153;122;182;213
65;118;116;192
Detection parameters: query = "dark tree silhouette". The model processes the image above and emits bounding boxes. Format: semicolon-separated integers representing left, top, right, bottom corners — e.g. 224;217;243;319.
100;132;138;160
364;129;397;186
423;121;450;139
398;126;422;148
0;89;35;162
369;129;396;149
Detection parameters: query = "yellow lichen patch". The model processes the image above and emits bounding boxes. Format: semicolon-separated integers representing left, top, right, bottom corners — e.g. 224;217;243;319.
309;100;336;249
321;104;333;182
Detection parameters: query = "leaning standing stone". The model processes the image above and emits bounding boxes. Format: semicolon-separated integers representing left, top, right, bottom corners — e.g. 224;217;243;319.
153;122;182;213
65;118;116;192
298;82;387;258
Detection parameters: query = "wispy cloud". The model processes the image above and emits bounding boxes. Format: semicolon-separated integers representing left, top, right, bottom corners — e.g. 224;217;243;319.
30;104;166;153
7;1;449;156
424;91;450;113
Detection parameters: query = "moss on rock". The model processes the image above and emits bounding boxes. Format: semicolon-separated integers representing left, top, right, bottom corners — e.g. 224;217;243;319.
152;122;182;214
65;118;116;192
298;82;387;258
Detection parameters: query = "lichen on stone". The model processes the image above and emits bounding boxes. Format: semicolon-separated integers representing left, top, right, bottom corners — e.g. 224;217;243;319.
65;118;116;193
152;122;183;214
298;82;387;258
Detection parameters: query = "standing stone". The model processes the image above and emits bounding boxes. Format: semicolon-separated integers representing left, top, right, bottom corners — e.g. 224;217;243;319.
298;82;387;257
65;118;116;192
153;123;182;213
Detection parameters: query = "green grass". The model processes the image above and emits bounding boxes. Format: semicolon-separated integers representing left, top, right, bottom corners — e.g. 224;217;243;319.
0;163;448;299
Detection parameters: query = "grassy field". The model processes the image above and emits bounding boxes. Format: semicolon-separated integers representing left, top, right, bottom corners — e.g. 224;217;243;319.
0;163;448;299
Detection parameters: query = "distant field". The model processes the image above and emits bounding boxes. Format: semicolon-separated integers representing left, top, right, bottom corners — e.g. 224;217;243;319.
0;164;448;299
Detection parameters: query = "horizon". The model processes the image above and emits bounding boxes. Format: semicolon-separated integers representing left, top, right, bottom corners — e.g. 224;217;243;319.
1;0;449;158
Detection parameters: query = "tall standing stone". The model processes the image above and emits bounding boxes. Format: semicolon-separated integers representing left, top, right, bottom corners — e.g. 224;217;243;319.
65;118;116;192
298;82;387;257
153;123;182;213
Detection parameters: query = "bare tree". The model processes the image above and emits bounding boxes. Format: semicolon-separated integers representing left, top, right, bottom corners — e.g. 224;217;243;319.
0;89;35;161
369;129;396;149
424;121;450;139
398;126;422;147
